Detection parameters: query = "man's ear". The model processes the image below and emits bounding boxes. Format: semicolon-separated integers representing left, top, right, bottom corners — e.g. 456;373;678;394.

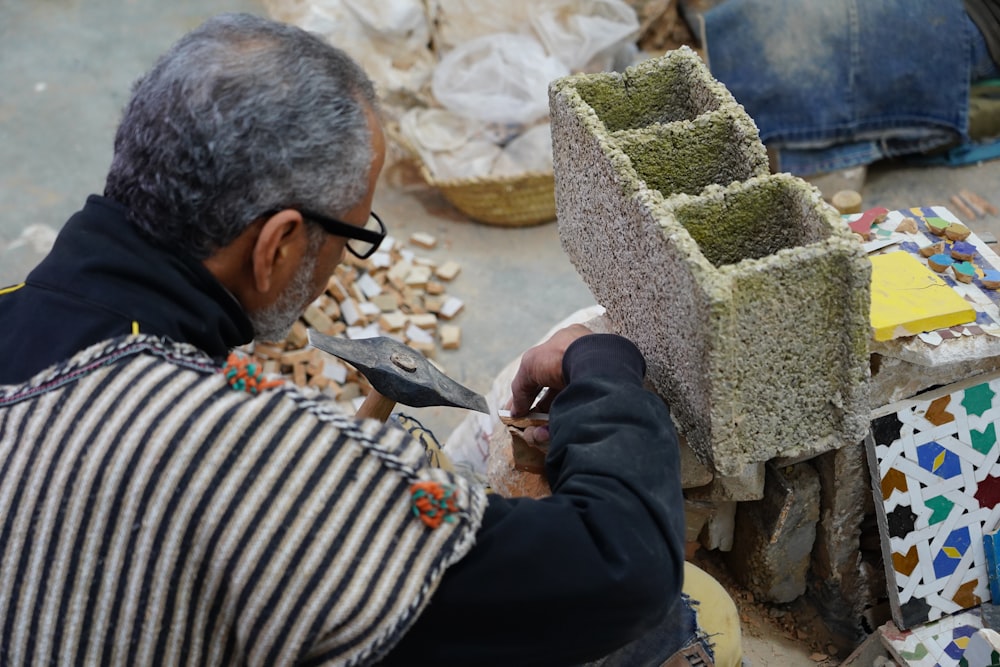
252;209;305;294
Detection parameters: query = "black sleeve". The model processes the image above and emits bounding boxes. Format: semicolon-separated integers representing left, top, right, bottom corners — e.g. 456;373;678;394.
379;334;686;667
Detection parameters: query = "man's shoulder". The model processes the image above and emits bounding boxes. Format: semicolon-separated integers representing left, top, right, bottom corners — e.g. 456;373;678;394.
0;335;218;403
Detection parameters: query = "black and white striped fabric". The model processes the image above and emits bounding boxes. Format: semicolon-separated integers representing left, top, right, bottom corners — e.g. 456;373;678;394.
0;336;486;666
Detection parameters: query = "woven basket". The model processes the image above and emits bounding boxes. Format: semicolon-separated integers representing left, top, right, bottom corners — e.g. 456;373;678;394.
418;163;557;227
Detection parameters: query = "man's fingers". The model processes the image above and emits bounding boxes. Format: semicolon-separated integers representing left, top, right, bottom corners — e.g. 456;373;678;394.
510;324;594;416
521;424;550;446
510;360;541;416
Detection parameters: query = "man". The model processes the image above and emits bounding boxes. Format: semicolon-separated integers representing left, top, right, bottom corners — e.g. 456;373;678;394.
0;13;707;665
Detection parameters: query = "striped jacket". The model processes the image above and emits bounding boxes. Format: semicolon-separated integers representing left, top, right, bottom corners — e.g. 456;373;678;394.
0;335;487;666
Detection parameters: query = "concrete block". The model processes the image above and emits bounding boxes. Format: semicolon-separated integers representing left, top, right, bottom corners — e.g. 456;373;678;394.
725;462;821;603
550;47;871;476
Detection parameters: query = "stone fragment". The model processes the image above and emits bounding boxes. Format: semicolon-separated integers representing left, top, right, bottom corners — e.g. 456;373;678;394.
685;462;765;502
809;442;873;645
378;311;408;332
355;272;381;298
287;321;308;348
405;322;434;345
340;298;362;326
440;324;461;350
358;301;381;318
724;462;821;603
439;296;464;320
408;313;438;330
371;293;399;312
698;500;736;552
405;265;433;289
410;231;437;248
435;261;461;281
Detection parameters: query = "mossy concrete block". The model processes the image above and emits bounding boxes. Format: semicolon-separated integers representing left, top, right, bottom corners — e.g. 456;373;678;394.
550;47;871;477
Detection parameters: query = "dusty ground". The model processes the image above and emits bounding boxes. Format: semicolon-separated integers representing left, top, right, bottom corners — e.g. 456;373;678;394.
692;549;847;666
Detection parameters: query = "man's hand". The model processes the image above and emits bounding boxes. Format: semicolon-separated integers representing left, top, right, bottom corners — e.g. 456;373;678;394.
510;324;592;418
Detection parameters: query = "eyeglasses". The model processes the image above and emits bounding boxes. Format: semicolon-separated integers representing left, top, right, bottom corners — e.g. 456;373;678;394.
260;207;387;259
299;209;387;259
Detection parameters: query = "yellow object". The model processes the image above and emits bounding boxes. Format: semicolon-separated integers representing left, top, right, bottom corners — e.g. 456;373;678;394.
684;562;743;667
869;252;976;341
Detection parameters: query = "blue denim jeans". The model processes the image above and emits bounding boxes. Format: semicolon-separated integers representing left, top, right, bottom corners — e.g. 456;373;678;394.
703;0;1000;175
582;593;710;667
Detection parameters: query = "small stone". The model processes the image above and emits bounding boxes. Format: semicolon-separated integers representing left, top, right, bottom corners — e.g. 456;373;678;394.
895;217;918;234
439;296;464;320
378;311;408;332
355;272;382;298
405;265;433;289
440;324;461;350
831;190;862;215
435;260;461;281
410;231;437;249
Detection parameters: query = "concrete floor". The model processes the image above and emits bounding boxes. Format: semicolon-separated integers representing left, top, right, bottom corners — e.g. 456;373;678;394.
4;2;1000;663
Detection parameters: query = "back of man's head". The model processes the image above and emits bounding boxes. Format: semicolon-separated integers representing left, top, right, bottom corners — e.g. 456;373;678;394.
104;13;378;259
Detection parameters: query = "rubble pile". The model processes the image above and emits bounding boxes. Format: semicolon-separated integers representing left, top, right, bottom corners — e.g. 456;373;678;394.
248;233;466;412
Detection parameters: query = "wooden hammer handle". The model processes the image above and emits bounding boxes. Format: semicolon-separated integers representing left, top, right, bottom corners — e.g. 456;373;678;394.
356;389;397;422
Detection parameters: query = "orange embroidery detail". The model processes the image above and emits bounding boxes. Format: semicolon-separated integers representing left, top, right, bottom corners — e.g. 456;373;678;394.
410;481;459;529
222;353;284;395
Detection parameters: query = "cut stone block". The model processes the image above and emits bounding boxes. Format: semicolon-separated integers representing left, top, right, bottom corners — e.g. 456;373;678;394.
725;462;821;603
550;46;871;476
698;499;736;552
809;443;874;646
684;462;765;502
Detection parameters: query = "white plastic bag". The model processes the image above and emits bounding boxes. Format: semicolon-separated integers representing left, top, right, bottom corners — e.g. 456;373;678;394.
398;107;503;180
428;0;536;55
341;0;429;66
295;0;435;96
431;33;569;126
425;140;502;181
491;123;554;177
530;0;640;72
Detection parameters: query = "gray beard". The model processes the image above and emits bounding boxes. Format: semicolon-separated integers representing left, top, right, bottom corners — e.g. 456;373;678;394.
249;252;317;343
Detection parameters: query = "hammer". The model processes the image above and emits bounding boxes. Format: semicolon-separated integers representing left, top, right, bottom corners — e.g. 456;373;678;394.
308;330;489;421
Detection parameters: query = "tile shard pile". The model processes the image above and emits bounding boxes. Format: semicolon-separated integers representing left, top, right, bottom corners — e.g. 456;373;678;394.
248;232;466;413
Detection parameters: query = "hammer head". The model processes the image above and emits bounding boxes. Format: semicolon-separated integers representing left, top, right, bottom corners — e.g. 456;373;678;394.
308;330;488;414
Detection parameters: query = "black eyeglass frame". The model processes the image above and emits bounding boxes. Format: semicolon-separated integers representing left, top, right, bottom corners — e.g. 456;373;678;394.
261;207;387;259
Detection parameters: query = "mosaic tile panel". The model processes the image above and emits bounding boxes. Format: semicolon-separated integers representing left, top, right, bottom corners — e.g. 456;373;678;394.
880;608;983;667
868;373;1000;629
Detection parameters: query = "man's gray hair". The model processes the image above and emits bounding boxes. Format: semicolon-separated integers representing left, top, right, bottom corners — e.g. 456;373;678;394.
104;13;378;259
